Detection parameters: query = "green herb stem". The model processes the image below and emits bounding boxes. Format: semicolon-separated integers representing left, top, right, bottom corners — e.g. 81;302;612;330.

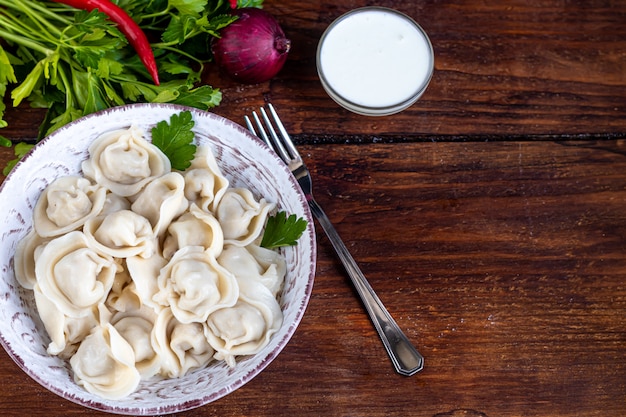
0;0;74;27
137;8;172;20
153;45;205;67
0;28;53;57
59;65;74;108
8;0;66;40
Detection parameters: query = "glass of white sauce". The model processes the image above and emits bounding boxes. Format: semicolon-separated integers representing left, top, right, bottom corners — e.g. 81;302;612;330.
317;7;434;116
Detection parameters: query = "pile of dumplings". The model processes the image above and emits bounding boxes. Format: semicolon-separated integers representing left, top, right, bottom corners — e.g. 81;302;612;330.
13;125;287;400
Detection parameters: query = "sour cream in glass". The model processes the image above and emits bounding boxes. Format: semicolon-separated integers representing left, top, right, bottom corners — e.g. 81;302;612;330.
317;7;434;116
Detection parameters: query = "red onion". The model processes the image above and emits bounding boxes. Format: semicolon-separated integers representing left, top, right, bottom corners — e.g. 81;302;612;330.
211;8;291;84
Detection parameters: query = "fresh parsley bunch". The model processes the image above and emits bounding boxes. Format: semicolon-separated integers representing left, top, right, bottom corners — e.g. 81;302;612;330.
0;0;262;150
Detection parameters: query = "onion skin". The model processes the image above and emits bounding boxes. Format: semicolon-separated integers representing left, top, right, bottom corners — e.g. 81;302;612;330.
211;8;291;84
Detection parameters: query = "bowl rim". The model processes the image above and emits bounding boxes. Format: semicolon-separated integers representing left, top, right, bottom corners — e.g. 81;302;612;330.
0;103;317;415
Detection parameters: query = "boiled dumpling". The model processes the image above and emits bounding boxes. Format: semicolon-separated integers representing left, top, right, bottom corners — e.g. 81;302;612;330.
70;322;141;400
111;306;161;378
152;307;215;378
34;285;98;358
218;244;286;298
106;263;142;313
153;246;239;324
33;176;107;238
205;274;283;367
183;145;229;212
215;188;275;246
130;172;189;237
14;228;49;290
82;126;170;197
125;253;167;310
162;203;224;259
83;210;157;259
35;231;118;318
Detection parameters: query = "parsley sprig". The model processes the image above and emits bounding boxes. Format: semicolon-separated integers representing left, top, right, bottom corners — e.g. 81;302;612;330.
151;110;196;170
261;211;308;249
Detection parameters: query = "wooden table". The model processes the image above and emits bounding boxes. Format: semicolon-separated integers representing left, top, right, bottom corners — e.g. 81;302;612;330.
1;1;626;416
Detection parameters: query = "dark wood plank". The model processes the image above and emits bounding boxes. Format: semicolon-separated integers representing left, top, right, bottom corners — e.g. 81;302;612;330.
2;0;626;142
1;140;625;416
207;0;626;139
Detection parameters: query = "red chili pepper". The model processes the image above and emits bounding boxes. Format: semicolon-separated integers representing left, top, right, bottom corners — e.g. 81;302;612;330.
229;0;237;9
52;0;160;85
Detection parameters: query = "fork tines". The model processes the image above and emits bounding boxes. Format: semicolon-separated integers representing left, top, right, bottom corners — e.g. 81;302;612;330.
245;104;297;163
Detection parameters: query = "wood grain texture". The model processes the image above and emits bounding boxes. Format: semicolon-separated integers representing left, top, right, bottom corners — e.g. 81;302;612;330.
1;140;626;416
205;0;626;139
2;0;625;142
1;0;626;416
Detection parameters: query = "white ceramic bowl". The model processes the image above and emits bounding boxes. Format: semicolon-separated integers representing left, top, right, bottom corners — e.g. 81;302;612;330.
0;103;316;415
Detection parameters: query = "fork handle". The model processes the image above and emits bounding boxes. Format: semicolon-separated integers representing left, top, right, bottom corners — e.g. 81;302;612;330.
308;199;424;376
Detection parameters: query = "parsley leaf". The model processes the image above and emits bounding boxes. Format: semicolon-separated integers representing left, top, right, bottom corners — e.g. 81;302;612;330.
0;134;11;147
151;110;196;170
173;85;222;109
3;142;34;176
169;0;207;17
261;211;308;249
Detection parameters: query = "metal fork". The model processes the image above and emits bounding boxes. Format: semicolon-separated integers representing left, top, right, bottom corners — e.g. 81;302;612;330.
245;104;424;376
